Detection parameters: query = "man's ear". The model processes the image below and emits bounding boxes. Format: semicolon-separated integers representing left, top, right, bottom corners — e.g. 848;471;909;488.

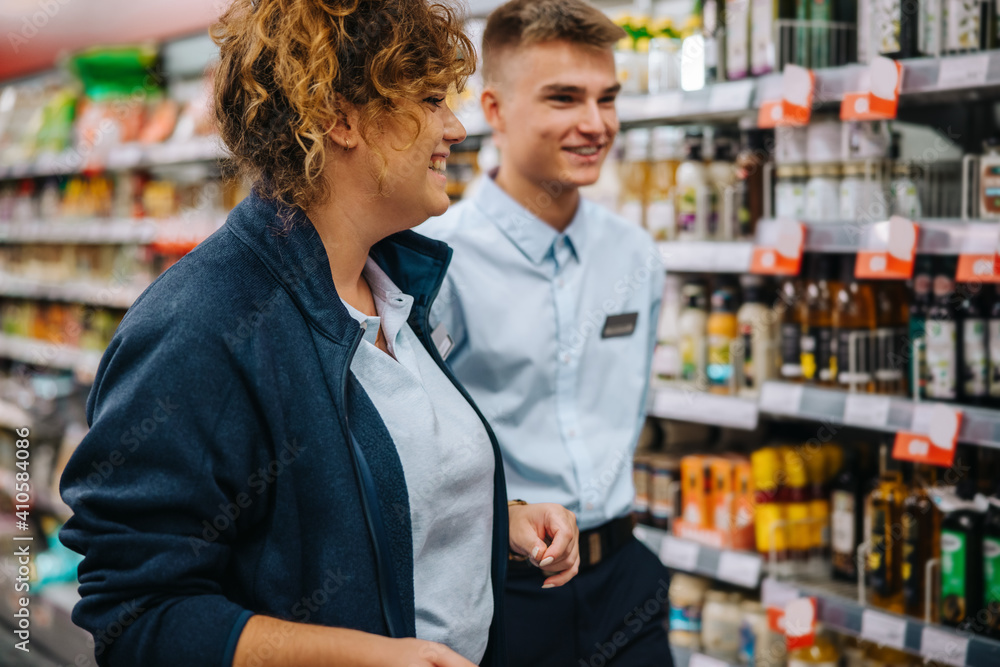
481;86;505;136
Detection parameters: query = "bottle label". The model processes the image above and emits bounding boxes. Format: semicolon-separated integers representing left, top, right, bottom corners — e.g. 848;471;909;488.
990;320;1000;398
877;0;902;53
678;185;700;233
984;537;1000;608
868;505;890;596
945;0;981;51
940;529;968;624
651;468;676;520
725;0;749;78
780;322;803;378
800;330;817;381
740;323;755;388
920;0;940;54
926;320;957;400
836;327;872;386
910;316;928;396
964;318;988;398
902;511;922;610
669;603;702;632
832;491;856;555
750;0;774;74
681;334;701;382
647;199;675;241
707;333;734;389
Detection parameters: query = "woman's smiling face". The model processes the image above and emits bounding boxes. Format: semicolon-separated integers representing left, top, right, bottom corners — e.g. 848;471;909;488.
363;93;468;227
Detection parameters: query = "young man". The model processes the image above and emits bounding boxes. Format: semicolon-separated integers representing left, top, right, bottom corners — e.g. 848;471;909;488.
419;1;670;665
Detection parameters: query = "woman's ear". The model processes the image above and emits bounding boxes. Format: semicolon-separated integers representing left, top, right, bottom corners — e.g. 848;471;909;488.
326;102;360;151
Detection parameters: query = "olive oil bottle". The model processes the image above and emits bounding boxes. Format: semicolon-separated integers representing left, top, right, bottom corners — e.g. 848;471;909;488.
833;255;877;393
940;450;985;630
902;464;941;619
867;442;905;613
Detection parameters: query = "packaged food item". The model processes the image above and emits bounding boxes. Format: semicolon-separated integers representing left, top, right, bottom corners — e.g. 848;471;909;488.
668;573;711;650
702;590;743;662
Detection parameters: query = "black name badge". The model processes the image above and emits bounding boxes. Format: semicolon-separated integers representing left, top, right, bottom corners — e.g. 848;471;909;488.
601;312;638;339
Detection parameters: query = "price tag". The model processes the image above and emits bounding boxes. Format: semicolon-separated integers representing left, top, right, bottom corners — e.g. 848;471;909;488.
751;220;805;275
709;80;755;113
894;403;963;467
937;53;990;89
689;653;729;667
645;92;682;118
844;394;891;428
757;99;784;128
860;609;907;650
920;626;969;667
855;217;919;280
781;65;814;124
956;253;1000;282
660;535;700;572
841;56;903;121
956;223;1000;283
758;382;804;416
712;242;754;272
717;551;762;588
784;597;817;650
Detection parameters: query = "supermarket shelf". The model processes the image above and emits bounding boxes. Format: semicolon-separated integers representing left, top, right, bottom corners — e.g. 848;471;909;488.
638;525;1000;667
758;381;1000;449
0;274;147;309
0;560;91;665
656;219;996;274
0;334;103;379
634;524;763;589
0;219;159;245
659;241;754;273
647;383;760;431
0;136;228;180
671;645;741;667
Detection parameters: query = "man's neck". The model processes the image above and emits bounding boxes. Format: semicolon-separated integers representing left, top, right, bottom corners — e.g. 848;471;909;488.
493;167;580;233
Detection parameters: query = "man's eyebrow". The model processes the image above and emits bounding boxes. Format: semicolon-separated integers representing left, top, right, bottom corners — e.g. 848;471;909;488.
538;82;622;95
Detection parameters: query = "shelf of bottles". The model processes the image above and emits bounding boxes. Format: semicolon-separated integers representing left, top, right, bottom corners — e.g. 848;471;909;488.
637;524;1000;667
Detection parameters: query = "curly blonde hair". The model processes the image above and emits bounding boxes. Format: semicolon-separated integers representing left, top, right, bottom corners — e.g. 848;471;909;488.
211;0;475;211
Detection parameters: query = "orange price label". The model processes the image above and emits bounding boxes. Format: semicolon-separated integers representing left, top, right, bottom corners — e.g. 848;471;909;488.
855;216;919;279
784;597;817;651
841;57;902;121
892;404;963;467
758;65;814;128
751;220;805;275
956;254;1000;282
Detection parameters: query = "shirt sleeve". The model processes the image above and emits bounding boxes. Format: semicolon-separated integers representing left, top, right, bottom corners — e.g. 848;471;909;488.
429;272;469;362
58;313;262;667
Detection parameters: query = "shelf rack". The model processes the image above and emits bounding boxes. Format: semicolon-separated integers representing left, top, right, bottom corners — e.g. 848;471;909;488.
635;525;1000;667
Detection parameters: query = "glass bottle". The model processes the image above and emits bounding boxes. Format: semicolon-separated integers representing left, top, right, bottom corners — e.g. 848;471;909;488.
940;472;985;630
833;254;877;393
959;282;989;406
778;277;805;382
802;255;840;387
926;258;959;402
867;442;905;614
874;280;908;396
707;284;740;394
908;256;933;399
832;446;864;582
902;464;941;619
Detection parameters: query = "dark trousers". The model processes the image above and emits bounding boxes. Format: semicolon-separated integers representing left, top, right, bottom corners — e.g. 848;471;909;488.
504;536;674;667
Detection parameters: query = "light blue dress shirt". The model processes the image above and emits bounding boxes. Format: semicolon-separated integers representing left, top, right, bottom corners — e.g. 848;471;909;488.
419;174;664;531
341;257;495;663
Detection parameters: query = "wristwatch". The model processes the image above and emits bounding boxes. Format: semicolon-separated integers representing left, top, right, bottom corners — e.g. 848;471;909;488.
507;499;528;561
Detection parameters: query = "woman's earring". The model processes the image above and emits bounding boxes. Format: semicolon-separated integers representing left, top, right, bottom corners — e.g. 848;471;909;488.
344;139;350;151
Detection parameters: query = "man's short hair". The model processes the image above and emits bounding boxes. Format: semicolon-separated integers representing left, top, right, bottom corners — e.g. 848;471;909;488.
482;0;625;86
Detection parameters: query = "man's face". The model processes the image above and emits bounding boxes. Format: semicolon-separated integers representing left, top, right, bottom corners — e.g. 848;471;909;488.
487;39;620;193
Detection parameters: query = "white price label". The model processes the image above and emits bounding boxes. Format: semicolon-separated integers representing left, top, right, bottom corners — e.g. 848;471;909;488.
920;626;969;667
760;576;799;609
937;54;991;89
689;654;729;667
844;394;891;428
717;551;762;588
860;609;907;649
708;80;755;113
712;243;754;272
759;382;804;416
659;535;700;572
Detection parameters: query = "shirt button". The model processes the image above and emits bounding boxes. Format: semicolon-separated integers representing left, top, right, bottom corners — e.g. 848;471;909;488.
585;503;594;511
557;278;565;288
568;428;576;438
562;353;571;364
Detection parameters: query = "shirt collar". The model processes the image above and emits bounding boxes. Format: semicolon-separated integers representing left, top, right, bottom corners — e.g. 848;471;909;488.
473;170;586;266
340;257;414;356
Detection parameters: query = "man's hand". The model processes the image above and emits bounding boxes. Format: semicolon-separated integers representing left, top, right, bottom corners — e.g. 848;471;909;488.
368;637;477;667
508;502;580;588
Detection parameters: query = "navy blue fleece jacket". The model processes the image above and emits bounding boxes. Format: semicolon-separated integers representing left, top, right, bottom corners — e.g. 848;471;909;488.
58;191;509;667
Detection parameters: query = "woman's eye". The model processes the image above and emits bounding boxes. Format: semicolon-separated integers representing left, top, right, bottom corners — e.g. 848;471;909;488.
424;96;445;107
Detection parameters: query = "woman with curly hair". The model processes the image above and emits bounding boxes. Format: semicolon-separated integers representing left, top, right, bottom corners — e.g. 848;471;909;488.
57;1;579;666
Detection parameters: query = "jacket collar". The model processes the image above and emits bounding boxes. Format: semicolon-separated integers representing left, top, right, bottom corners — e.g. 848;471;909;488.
225;189;452;345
